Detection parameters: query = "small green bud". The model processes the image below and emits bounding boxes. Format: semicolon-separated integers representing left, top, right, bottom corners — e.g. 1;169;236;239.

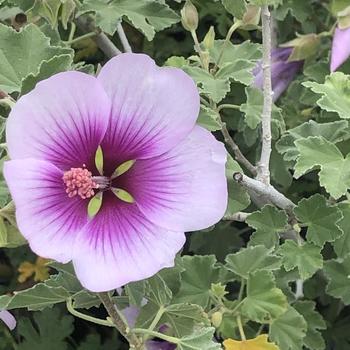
211;311;223;328
203;26;215;50
292;223;301;233
338;6;350;29
211;283;228;299
181;0;198;32
241;5;261;29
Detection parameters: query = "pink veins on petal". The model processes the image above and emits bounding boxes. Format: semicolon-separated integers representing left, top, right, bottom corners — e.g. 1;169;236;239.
4;53;228;292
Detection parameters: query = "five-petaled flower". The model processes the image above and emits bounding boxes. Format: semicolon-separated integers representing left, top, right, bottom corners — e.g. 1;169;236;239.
4;53;227;292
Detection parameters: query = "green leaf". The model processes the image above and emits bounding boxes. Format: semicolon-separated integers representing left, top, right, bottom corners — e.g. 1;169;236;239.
221;0;246;18
173;255;220;309
80;0;179;40
274;0;313;22
184;66;230;103
216;59;256;85
249;0;282;5
177;327;221;350
294;301;326;350
32;0;62;28
77;334;120;350
324;254;350;305
161;303;210;337
0;217;26;248
0;23;73;93
61;0;76;30
210;40;261;67
294;137;350;199
276;120;349;162
278;240;323;280
146;274;172;306
225;155;250;216
334;203;350;258
225;245;282;279
247;205;288;248
303;72;350;119
20;54;73;95
47;262;83;294
17;307;73;350
197;106;222;131
0;282;70;311
269;306;307;350
294;194;343;247
240;87;284;131
189;223;244;262
241;270;288;322
71;290;101;309
125;281;146;306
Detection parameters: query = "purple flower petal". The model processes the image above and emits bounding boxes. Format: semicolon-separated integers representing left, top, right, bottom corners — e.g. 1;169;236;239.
146;340;176;350
97;53;200;173
72;197;185;292
0;311;16;330
123;305;140;328
118;126;227;232
253;47;302;101
6;72;111;171
4;159;88;262
331;26;350;71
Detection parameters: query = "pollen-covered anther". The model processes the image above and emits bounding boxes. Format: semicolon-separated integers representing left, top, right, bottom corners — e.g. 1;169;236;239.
63;167;99;199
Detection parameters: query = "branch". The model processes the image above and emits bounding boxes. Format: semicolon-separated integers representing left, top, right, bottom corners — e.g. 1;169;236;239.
76;17;122;58
220;121;257;176
257;5;273;184
233;172;295;213
117;22;132;52
98;292;142;349
223;212;250;222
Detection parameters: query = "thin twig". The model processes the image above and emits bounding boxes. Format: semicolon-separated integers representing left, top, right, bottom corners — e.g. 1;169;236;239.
220;121;257;176
117;22;132;52
257;5;273;184
98;292;142;349
233;172;295;213
76;17;122;58
295;279;304;299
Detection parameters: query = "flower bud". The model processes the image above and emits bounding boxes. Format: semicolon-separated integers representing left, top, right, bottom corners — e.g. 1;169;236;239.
338;6;350;29
241;5;261;29
211;311;223;328
181;0;198;32
280;33;320;61
203;26;215;50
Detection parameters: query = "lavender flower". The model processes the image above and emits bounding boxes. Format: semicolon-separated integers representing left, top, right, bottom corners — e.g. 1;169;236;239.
253;47;303;102
4;53;227;292
330;26;350;71
0;310;16;330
